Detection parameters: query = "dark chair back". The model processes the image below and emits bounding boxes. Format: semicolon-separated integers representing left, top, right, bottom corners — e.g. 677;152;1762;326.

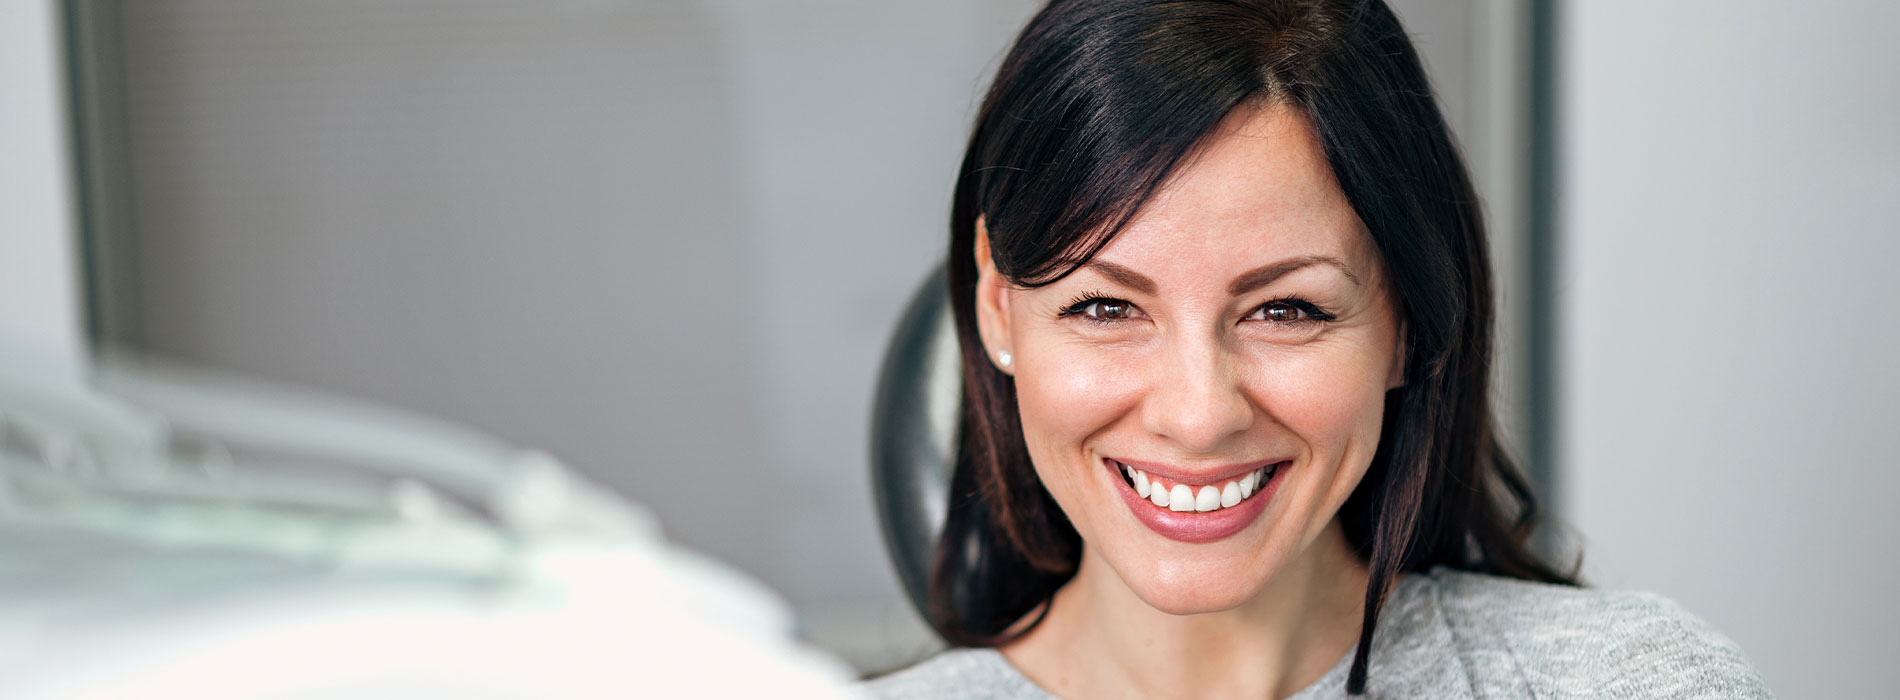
869;265;958;621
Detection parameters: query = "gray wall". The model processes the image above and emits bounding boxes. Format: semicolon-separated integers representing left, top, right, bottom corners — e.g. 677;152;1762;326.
1557;2;1900;696
107;0;1042;668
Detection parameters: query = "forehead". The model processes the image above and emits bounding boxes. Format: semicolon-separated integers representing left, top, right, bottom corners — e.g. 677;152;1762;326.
1088;101;1375;284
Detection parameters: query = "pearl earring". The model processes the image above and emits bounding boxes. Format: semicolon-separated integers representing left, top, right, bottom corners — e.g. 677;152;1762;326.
998;350;1013;368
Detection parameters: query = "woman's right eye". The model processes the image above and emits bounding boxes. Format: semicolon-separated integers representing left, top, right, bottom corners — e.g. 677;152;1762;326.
1058;296;1142;324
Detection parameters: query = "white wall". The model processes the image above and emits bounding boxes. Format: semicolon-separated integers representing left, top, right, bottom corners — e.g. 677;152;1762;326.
1558;2;1900;696
0;0;84;368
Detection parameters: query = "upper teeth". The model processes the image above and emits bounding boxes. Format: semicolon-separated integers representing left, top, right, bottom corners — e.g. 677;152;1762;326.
1118;461;1275;513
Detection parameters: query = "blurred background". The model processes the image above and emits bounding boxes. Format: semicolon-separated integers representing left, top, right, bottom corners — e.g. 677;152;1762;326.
3;0;1893;696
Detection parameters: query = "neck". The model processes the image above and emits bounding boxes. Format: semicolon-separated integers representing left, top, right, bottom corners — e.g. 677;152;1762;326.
1002;520;1371;700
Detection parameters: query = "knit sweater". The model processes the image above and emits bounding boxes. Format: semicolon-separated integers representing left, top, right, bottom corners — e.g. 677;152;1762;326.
865;568;1771;699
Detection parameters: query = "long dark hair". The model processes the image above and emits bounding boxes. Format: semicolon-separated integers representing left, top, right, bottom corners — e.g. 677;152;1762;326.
932;0;1577;694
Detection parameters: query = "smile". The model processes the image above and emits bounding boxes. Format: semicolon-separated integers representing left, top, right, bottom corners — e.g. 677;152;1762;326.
1115;460;1280;513
1105;457;1289;543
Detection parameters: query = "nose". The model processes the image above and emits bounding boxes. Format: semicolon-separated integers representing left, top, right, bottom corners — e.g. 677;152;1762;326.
1140;332;1253;454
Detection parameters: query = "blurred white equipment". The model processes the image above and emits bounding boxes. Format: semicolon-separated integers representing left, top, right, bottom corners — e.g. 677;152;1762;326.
0;344;862;699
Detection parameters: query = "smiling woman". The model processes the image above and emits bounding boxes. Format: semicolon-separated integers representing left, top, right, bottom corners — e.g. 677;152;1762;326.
977;101;1406;624
866;1;1770;699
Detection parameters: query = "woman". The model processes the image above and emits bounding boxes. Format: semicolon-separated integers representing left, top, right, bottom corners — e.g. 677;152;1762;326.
869;0;1768;698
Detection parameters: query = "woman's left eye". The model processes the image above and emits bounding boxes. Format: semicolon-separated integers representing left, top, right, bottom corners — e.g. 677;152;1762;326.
1247;299;1335;324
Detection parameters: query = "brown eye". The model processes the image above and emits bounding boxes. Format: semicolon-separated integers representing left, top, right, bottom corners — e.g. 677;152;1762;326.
1095;300;1132;320
1058;296;1144;324
1249;298;1335;324
1263;302;1306;322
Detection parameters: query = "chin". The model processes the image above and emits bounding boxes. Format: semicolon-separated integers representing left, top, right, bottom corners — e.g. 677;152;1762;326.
1134;587;1256;616
1114;551;1280;615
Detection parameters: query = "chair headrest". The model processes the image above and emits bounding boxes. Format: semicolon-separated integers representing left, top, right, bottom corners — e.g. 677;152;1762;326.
869;264;958;621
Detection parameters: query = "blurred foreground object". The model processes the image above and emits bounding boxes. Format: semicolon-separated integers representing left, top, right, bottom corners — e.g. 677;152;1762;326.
0;343;861;699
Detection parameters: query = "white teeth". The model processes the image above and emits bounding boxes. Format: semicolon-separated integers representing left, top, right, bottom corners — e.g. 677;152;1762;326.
1195;486;1220;512
1169;484;1194;512
1127;462;1284;513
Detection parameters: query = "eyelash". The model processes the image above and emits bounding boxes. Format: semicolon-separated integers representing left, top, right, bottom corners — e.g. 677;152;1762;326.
1055;292;1337;327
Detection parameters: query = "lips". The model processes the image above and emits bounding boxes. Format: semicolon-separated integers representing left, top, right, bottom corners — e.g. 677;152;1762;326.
1106;457;1288;543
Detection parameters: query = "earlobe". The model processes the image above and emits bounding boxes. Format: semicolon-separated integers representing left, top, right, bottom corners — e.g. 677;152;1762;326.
973;218;1015;375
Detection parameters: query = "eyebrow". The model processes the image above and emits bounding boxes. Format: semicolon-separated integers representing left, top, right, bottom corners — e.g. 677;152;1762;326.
1227;255;1362;295
1083;260;1158;295
1082;255;1361;297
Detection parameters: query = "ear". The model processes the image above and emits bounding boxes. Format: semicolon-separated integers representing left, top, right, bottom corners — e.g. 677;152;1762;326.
1385;317;1407;390
973;217;1015;375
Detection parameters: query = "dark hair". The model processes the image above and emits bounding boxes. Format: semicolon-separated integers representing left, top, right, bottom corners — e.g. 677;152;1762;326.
932;0;1577;694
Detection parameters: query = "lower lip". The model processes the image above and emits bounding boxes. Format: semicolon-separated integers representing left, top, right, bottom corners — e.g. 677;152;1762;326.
1110;459;1286;543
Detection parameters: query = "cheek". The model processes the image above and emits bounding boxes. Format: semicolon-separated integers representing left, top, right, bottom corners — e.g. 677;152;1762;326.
1243;344;1392;493
1255;354;1384;437
1010;341;1146;487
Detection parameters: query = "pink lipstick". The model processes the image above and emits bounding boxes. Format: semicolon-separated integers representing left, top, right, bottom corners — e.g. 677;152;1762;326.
1107;457;1288;543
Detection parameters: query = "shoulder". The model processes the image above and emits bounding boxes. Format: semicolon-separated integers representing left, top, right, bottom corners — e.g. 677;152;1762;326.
860;647;1052;700
1419;568;1773;699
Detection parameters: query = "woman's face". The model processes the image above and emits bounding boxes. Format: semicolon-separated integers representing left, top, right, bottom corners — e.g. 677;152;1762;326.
974;101;1405;614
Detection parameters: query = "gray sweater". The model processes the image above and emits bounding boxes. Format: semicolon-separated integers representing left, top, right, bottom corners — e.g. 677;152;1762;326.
865;568;1770;699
